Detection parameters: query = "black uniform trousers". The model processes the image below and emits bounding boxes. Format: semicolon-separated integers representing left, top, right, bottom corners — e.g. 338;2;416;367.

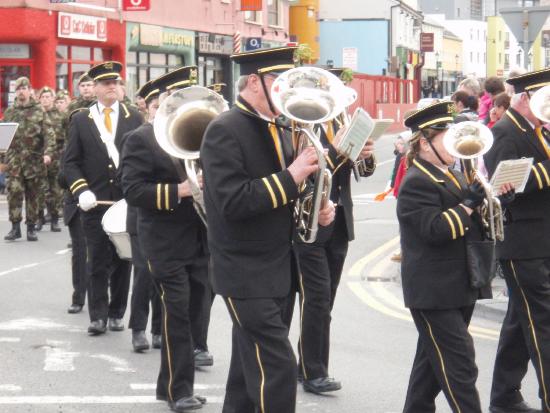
68;210;88;306
188;255;212;352
128;234;161;335
81;208;131;322
490;258;550;412
295;206;348;380
149;257;208;402
222;296;297;413
404;305;482;413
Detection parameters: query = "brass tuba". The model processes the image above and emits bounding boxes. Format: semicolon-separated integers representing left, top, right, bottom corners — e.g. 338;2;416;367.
271;67;357;243
443;121;504;241
529;84;550;123
153;86;229;225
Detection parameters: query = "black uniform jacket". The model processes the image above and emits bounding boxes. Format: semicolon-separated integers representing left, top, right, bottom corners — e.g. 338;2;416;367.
120;122;207;263
63;103;143;202
306;122;375;243
201;97;300;298
484;108;550;260
397;157;487;310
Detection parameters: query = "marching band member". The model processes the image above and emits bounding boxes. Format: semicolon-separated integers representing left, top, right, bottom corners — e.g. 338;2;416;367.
123;80;162;352
397;101;513;413
485;68;550;413
201;46;335;413
296;67;376;394
120;66;210;412
62;62;143;335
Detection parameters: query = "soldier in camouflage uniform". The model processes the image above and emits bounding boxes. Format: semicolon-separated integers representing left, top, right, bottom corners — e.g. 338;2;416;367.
67;74;95;114
40;86;66;232
55;90;71;114
3;77;56;241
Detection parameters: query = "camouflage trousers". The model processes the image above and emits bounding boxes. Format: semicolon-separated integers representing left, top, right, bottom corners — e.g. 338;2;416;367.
7;174;43;224
44;163;63;218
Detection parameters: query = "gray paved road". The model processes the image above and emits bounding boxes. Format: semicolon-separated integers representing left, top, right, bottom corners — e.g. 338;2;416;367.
0;133;541;412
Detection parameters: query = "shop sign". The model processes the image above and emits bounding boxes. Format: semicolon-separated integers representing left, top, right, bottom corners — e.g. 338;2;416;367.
420;33;434;52
58;12;107;42
198;33;233;55
245;37;262;51
342;47;358;71
241;0;262;11
132;24;195;52
0;44;30;59
123;0;150;11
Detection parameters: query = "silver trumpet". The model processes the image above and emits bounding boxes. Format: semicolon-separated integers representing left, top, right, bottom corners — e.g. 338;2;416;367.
271;67;357;243
443;121;504;241
153;85;229;225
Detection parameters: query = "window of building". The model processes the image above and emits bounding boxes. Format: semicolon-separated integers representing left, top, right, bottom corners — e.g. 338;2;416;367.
267;0;283;27
457;8;461;17
55;45;112;97
126;52;184;99
499;53;502;64
499;31;502;41
477;29;480;40
470;51;473;62
470;28;473;40
244;10;262;24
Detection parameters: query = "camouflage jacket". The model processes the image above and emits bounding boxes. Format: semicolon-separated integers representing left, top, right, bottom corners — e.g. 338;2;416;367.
63;97;96;139
3;99;55;179
43;107;67;161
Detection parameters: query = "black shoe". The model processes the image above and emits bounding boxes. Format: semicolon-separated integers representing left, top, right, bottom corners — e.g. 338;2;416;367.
107;318;124;331
51;218;61;232
170;395;205;412
67;304;83;314
194;349;213;367
26;224;38;241
4;222;21;241
303;377;342;394
35;219;43;232
152;334;162;349
88;320;106;335
489;401;542;413
132;330;150;352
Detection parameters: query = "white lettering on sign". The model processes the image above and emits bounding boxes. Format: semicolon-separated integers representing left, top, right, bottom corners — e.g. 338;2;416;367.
58;12;107;42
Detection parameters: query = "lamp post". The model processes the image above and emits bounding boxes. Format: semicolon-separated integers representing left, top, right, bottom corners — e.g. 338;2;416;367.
435;52;441;98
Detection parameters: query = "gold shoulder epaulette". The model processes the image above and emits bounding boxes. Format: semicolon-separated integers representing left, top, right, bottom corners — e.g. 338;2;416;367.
69;107;88;121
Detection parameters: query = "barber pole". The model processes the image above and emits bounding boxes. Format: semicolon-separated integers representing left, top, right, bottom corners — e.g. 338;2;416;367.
233;31;242;54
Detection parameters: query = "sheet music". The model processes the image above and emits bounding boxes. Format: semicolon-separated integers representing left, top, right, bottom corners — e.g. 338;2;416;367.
490;158;533;194
0;123;18;152
336;108;393;161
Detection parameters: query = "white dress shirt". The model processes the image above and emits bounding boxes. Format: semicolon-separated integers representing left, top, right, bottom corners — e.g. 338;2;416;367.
96;100;119;137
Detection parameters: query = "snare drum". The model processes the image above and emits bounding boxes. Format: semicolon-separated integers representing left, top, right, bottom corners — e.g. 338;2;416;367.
101;199;132;260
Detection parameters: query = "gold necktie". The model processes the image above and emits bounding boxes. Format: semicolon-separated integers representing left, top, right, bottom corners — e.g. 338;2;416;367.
268;122;284;168
103;107;113;133
535;126;550;159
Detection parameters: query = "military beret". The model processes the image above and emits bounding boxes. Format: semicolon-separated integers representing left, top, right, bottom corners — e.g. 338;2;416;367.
155;66;198;92
38;86;55;97
14;77;30;90
88;61;123;82
55;89;69;100
231;46;297;76
507;67;550;94
78;73;93;84
404;101;455;132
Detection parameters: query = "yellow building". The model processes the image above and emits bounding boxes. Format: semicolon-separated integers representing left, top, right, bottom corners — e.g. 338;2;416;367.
289;0;320;63
487;16;506;77
441;30;463;96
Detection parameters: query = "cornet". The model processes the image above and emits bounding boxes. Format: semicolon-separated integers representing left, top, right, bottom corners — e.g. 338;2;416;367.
443;121;504;241
271;67;357;243
153;86;229;225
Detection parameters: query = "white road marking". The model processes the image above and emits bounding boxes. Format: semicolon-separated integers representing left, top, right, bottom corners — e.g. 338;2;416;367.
0;263;39;277
0;337;20;343
0;318;84;333
90;354;136;373
0;385;21;392
130;383;225;391
0;395;224;404
55;249;71;255
42;340;78;372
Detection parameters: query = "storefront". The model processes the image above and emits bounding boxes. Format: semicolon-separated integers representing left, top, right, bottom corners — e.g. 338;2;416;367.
197;33;233;102
0;8;125;113
126;22;195;99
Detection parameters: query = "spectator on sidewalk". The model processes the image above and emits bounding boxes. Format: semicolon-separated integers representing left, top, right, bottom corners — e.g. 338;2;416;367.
487;92;511;129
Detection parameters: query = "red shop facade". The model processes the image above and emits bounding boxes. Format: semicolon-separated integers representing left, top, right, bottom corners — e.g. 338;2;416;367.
0;8;125;114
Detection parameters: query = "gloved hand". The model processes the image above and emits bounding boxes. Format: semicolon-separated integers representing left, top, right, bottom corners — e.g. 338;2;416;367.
498;188;515;208
78;190;97;211
462;181;485;209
